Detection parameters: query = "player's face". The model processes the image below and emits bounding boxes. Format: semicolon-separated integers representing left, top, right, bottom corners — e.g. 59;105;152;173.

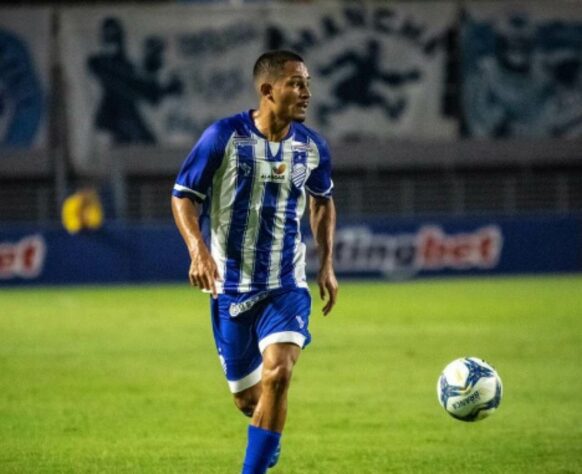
271;61;311;123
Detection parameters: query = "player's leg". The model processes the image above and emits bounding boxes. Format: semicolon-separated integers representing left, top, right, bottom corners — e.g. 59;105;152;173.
211;293;264;407
233;382;262;418
252;342;301;432
241;288;312;473
211;291;286;473
242;343;301;474
232;345;300;469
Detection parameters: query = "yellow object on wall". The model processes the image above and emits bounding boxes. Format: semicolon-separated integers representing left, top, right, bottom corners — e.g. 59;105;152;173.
61;189;104;234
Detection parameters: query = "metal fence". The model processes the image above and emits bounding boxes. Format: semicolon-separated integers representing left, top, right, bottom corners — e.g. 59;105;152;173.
125;167;582;221
5;165;579;224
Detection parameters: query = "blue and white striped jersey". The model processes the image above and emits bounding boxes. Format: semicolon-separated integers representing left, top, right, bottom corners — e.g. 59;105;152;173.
172;110;333;293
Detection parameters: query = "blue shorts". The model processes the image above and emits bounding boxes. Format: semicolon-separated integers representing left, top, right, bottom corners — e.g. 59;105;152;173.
210;287;311;394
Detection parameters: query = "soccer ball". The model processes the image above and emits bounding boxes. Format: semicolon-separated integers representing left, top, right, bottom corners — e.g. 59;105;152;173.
437;357;503;422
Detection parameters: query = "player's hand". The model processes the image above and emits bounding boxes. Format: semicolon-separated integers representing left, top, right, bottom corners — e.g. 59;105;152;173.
188;248;219;299
317;264;338;316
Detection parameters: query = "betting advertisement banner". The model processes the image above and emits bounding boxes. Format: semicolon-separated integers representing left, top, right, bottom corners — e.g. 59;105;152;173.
1;215;580;285
60;2;456;170
462;1;582;138
0;8;50;150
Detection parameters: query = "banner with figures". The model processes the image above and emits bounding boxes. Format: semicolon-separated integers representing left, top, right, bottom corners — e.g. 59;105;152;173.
462;1;582;138
0;8;50;150
60;2;456;170
264;2;457;140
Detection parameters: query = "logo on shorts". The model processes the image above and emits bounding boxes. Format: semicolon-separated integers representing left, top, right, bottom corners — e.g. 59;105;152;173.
295;315;305;329
218;352;227;374
228;291;270;317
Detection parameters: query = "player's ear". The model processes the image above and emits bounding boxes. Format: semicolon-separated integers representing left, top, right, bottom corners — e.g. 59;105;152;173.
259;82;274;101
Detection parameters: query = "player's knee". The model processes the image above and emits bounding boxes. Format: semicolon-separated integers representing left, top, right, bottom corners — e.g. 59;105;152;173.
262;362;293;395
233;392;258;417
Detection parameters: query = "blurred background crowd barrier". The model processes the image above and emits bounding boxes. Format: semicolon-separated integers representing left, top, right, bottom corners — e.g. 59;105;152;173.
1;0;581;285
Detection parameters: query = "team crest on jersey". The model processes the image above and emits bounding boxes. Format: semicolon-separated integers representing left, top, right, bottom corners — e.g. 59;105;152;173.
291;163;308;188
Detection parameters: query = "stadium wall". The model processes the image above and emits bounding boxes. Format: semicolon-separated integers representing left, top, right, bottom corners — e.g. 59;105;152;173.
1;215;580;286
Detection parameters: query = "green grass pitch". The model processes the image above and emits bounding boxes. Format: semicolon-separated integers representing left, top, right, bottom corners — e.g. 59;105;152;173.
1;275;582;473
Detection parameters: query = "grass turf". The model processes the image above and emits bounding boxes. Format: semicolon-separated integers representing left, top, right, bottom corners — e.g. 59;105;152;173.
1;276;581;473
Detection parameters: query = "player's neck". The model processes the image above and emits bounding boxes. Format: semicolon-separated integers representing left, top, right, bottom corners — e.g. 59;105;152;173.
252;109;291;142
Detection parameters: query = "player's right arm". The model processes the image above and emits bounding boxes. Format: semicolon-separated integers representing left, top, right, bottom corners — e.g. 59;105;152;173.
171;196;218;298
171;120;231;297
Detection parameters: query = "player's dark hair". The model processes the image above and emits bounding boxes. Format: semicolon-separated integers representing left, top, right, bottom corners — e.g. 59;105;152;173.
253;50;304;82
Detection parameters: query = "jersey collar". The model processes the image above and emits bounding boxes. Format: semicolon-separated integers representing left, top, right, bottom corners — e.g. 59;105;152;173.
246;110;295;142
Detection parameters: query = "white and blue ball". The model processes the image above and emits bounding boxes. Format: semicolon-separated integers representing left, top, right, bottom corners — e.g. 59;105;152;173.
437;357;503;422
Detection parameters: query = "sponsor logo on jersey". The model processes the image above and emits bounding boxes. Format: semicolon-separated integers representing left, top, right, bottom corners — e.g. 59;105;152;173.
273;163;286;175
258;162;288;183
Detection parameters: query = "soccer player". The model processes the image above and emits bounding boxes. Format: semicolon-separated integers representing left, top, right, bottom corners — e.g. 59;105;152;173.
171;50;338;473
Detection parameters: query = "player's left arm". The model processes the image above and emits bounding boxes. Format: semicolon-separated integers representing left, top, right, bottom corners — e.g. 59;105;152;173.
309;195;338;316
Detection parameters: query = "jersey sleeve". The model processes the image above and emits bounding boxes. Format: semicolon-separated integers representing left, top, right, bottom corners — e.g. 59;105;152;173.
306;135;333;199
172;121;232;202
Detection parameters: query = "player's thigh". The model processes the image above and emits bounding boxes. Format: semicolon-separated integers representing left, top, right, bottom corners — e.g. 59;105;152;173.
262;342;301;370
256;288;312;355
211;295;263;393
